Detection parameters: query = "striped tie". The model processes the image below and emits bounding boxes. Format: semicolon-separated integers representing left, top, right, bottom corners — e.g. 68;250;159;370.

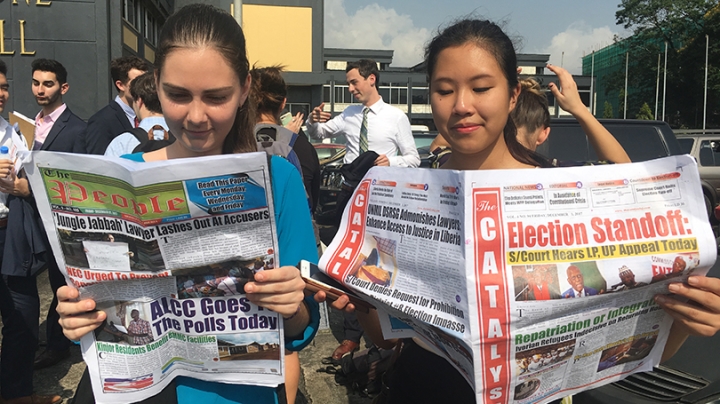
359;107;369;153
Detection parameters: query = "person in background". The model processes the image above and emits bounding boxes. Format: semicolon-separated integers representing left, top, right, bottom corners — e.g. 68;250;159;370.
105;71;170;157
250;65;321;404
251;65;320;213
512;64;630;165
0;59;62;404
79;56;149;154
307;58;420;361
26;59;85;371
306;59;419;168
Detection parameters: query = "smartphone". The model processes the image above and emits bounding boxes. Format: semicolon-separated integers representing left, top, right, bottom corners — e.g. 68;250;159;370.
297;260;373;313
280;112;293;126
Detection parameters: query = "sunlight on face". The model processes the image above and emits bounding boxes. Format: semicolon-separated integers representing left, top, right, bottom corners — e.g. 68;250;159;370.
157;47;249;157
430;43;519;167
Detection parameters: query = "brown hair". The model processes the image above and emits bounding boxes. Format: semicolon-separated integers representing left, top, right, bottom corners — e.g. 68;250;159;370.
250;65;287;123
154;4;256;154
111;56;149;90
129;71;162;114
512;78;550;145
346;59;379;84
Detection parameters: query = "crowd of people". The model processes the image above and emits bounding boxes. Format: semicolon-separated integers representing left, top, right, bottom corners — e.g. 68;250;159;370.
0;3;717;404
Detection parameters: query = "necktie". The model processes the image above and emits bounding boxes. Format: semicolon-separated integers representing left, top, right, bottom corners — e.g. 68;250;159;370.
134;117;140;128
359;107;369;154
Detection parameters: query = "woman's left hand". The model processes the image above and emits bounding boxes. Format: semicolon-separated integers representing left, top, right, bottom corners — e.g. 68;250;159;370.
244;265;305;318
656;276;720;337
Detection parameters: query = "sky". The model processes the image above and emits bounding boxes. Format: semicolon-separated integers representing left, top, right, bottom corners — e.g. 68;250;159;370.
324;0;631;74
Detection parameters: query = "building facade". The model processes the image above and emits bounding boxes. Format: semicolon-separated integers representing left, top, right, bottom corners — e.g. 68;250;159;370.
0;0;593;127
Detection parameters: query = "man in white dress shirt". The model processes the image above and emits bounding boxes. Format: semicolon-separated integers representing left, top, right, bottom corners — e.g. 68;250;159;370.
306;59;419;362
306;59;419;168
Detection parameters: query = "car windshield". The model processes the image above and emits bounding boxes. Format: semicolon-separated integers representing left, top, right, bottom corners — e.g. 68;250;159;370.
413;132;437;149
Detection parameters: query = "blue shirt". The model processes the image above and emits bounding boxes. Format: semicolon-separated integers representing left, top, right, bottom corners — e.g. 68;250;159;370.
121;153;320;404
105;116;169;157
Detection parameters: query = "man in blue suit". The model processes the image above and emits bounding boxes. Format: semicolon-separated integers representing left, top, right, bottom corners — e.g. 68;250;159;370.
562;265;598;298
77;56;148;154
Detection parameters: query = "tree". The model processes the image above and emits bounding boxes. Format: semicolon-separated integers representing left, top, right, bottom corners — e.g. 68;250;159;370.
636;102;654;119
603;101;614;119
614;0;720;128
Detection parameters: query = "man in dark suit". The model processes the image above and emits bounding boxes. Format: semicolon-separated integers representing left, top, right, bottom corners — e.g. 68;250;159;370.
0;59;74;404
0;59;85;393
562;265;599;298
77;56;148;154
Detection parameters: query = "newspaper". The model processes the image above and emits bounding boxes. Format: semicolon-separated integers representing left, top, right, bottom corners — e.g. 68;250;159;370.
319;155;716;404
25;151;286;404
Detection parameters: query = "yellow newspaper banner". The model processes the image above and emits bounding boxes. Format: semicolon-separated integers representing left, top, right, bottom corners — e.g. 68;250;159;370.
506;237;698;264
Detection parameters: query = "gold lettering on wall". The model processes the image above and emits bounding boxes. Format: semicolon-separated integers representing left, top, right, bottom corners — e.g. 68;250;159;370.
19;20;34;55
0;21;16;55
11;0;52;5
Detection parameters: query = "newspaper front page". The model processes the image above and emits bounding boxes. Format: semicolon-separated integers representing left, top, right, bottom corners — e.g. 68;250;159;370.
25;151;285;403
319;155;716;404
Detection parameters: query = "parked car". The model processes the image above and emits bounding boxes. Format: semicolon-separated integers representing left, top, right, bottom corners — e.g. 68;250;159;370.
539;118;682;163
313;142;346;166
543;120;720;404
313;143;345;225
314;132;439;222
413;131;438;168
674;131;720;219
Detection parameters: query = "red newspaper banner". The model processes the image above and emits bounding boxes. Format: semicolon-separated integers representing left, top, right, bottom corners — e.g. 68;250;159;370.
472;188;511;403
325;179;372;282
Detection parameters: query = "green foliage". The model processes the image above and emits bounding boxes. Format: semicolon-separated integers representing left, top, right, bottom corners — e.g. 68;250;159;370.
603;101;614;119
612;0;720;127
636;102;654;119
619;89;627;118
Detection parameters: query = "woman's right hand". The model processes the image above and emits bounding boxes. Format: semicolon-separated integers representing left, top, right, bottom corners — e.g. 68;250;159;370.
57;285;106;341
547;64;584;116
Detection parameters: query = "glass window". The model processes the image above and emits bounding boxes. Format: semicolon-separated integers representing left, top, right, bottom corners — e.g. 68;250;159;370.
699;140;720;167
412;87;428;104
145;13;158;44
579;91;590;107
123;0;136;28
322;86;330;103
378;86;390;102
399;88;408;105
286;103;310;118
677;138;695;154
335;87;345;103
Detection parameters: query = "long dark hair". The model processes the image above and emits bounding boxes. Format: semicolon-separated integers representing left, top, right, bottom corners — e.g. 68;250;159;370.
250;65;287;124
425;19;547;167
154;4;256;154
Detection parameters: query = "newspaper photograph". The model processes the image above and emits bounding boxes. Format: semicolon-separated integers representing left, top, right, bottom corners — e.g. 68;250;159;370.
25;151;285;404
319;155;716;404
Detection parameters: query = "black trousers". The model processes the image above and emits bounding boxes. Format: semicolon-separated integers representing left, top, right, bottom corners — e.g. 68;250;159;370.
343;311;364;343
45;253;72;353
0;227;40;399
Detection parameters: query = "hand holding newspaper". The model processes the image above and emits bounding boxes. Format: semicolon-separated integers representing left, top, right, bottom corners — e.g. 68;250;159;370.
319;155;716;404
25;151;289;403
